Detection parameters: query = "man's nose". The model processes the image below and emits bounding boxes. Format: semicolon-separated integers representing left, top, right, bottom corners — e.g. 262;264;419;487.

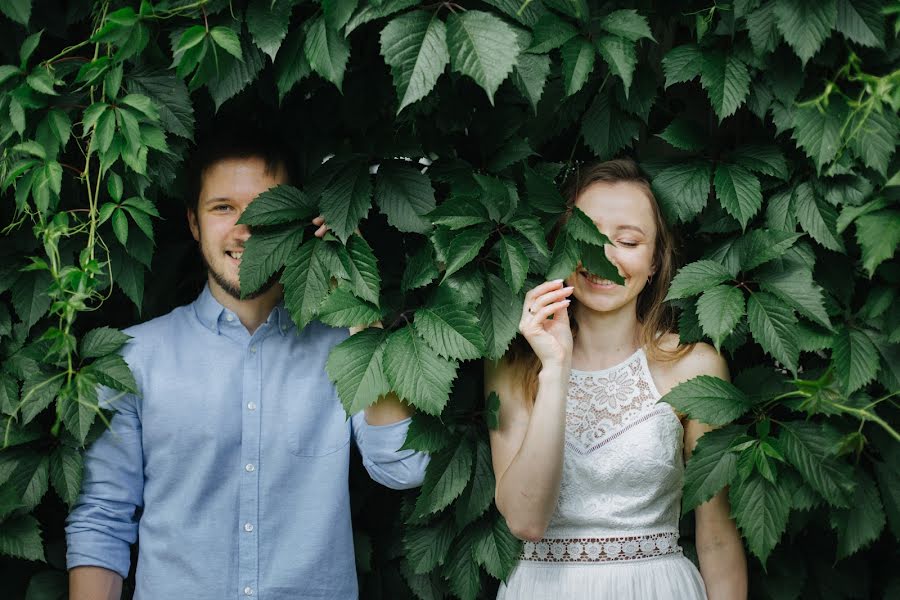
233;222;251;240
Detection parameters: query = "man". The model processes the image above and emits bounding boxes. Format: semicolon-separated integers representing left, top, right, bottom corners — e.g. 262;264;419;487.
65;126;428;599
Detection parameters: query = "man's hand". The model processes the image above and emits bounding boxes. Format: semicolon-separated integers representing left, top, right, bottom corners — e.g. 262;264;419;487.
312;215;330;238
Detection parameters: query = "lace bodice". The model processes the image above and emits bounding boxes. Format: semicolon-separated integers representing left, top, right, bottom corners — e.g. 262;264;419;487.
546;348;684;538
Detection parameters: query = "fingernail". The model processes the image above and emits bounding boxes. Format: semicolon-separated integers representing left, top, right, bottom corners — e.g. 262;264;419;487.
553;279;564;283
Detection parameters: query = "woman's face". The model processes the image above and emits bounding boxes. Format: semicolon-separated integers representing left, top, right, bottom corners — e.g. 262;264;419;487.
567;181;658;316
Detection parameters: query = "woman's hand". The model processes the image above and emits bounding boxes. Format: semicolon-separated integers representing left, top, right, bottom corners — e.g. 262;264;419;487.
519;280;575;370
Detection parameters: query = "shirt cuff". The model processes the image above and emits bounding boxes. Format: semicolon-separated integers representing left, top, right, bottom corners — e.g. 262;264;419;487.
353;414;413;463
66;530;132;579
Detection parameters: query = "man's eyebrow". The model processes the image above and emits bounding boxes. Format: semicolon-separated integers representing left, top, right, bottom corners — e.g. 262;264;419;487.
203;196;231;205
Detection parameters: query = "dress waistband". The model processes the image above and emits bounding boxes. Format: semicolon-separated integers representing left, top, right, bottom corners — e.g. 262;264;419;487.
521;532;682;563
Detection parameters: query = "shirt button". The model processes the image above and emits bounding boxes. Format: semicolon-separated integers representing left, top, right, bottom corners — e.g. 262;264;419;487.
247;402;257;411
244;586;253;596
245;463;255;472
250;345;257;353
226;314;234;322
244;522;254;532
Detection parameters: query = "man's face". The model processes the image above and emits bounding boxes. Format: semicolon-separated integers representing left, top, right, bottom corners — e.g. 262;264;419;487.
188;156;288;301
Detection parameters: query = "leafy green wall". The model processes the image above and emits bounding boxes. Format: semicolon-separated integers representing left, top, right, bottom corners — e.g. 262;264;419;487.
0;0;898;599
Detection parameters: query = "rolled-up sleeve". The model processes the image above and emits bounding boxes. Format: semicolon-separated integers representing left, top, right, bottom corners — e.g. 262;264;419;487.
65;387;144;578
351;413;429;490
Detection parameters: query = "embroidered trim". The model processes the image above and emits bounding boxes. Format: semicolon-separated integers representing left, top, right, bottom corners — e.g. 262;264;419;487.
521;532;681;563
564;406;674;456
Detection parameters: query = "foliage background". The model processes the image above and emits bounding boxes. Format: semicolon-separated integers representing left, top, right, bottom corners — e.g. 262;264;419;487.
0;0;899;598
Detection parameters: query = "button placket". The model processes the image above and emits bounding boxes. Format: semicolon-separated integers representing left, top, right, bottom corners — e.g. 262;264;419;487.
238;334;262;600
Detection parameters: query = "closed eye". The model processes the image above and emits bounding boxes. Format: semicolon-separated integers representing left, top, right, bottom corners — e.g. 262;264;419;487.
617;240;639;247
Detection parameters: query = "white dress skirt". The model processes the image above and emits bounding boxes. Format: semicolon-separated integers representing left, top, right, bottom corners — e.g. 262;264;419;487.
497;349;708;600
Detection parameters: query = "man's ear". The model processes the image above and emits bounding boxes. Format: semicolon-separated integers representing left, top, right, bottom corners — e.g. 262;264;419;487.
187;208;200;242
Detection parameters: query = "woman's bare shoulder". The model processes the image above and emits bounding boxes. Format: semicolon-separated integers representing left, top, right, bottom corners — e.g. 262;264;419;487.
650;335;729;394
672;339;729;381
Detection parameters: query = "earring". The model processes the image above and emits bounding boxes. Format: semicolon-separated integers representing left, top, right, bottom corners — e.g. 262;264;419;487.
647;273;654;285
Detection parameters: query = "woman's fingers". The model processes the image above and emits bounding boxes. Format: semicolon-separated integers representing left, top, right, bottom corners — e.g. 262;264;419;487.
531;299;571;323
524;280;565;303
525;286;574;316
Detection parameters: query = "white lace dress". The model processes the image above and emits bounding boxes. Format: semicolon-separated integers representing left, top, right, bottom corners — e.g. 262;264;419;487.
497;349;708;600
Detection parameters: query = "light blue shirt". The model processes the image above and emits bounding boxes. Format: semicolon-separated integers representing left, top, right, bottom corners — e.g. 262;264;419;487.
66;286;428;599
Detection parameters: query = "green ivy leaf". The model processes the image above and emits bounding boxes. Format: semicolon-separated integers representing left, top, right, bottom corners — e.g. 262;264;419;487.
756;263;832;329
736;229;802;273
374;162;436;233
729;145;789;180
274;26;311;102
402;244;439;292
20;372;64;425
384;326;458;415
401;412;454;454
443;528;482;600
774;0;837;65
599;9;655;42
239;226;304;298
650;161;712;223
238;185;316;227
446;10;520;104
683;425;744;513
346;0;420;34
666;260;733;300
414;435;474;516
246;0;292;60
700;51;750;121
580;242;624;285
831;326;879;394
455;439;495;528
730;471;791;564
747;3;780;55
380;11;449;113
0;516;44;561
793;182;845;252
747;292;800;374
414;303;486;361
320;160;372;243
791;99;848;173
80;327;131;359
714;164;762;229
544;230;579;281
473;514;520;581
560;36;595;97
855;210;900;277
0;0;30;25
512;52;551;113
478;273;519;360
442;225;491;281
49;444;82;506
523;166;566;214
656;118;704;152
282;237;330;331
87;354;137;395
497;235;529;293
11;270;52;329
779;420;855;508
835;0;885;48
528;12;578;53
304;16;350;89
318;286;381;328
697;285;746;350
596;35;636;92
581;88;640;159
849;109;898;177
404;515;456;574
830;472;886;559
325;328;390;415
661;375;752;426
662;44;702;88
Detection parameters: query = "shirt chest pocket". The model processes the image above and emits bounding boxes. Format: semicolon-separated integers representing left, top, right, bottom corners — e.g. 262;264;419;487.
286;374;351;457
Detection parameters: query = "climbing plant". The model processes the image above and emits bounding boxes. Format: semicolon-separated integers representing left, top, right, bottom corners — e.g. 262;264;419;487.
0;0;898;598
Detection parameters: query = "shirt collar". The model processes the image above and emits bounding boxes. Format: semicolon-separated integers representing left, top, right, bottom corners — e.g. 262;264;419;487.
193;284;292;336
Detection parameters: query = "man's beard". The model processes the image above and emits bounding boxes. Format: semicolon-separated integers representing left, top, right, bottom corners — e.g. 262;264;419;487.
199;239;279;301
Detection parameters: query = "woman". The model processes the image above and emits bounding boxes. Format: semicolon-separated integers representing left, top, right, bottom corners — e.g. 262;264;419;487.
486;159;747;599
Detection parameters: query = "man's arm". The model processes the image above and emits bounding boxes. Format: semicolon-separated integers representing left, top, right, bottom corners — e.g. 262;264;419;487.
66;387;144;596
365;392;413;425
69;566;122;600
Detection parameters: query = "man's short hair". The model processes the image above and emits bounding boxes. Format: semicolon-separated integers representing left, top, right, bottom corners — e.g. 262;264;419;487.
184;120;296;212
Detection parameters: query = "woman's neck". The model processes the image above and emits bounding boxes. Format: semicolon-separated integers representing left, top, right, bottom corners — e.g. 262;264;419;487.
571;302;642;370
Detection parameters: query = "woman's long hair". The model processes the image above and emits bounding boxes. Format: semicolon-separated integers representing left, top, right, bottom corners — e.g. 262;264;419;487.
504;158;688;404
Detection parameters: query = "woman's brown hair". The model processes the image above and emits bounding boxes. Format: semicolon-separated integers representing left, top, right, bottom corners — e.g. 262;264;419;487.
504;158;688;403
